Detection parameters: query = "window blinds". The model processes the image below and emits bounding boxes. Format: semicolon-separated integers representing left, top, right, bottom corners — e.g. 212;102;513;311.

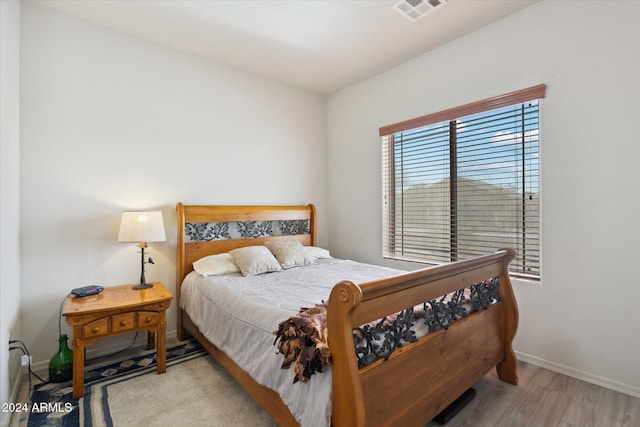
381;85;545;277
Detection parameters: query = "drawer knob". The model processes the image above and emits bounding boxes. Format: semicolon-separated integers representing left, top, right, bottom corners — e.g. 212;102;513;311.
119;320;128;326
145;316;152;323
91;327;100;334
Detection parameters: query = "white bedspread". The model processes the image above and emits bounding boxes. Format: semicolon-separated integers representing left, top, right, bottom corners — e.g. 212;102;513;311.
180;258;403;427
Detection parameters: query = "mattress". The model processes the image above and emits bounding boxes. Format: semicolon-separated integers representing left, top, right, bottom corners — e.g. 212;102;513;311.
180;258;404;427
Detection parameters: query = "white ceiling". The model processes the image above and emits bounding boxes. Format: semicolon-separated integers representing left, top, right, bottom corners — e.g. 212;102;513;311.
37;0;538;94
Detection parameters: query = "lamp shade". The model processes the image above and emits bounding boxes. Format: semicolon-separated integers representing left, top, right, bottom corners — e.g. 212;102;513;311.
117;211;166;243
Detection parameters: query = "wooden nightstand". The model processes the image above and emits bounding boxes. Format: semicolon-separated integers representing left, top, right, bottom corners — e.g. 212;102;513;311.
62;282;173;399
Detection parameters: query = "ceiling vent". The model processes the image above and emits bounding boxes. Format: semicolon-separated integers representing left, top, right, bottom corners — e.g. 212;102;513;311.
393;0;447;22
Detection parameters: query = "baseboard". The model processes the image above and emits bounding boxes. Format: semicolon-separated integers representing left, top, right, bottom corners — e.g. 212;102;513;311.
516;351;640;398
0;365;27;427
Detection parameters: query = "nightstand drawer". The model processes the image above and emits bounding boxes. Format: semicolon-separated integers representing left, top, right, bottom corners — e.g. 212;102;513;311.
112;313;136;333
138;311;159;327
83;317;109;338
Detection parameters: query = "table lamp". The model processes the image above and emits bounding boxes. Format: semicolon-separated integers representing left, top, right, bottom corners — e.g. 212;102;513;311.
118;211;166;290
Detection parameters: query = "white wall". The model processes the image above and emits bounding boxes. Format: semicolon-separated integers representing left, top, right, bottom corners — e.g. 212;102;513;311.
327;0;640;396
20;2;327;365
0;1;22;424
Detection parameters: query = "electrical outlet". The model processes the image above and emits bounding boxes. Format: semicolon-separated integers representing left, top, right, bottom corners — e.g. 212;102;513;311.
5;333;9;360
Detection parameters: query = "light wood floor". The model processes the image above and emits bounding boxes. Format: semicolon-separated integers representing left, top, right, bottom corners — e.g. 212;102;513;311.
426;360;639;427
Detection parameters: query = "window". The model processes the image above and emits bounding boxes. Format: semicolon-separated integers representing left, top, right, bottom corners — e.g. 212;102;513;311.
380;85;545;278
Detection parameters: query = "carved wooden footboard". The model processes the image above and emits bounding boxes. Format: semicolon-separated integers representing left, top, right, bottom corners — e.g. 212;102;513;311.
175;203;518;427
328;248;517;427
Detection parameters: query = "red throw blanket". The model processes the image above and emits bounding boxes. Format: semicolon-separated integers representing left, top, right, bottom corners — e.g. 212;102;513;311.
273;303;331;383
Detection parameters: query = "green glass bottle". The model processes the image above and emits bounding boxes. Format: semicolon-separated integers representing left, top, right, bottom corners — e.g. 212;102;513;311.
48;334;73;383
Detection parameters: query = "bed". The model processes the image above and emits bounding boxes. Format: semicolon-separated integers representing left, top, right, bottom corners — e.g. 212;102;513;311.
175;203;519;427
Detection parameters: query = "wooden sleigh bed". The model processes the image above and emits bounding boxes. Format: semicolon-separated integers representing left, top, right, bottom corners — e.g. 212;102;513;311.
175;203;519;427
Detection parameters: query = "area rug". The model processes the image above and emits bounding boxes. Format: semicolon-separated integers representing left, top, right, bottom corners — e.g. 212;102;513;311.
26;341;277;427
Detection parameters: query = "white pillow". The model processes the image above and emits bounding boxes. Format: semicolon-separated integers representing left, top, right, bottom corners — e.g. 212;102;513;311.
229;246;282;277
304;246;332;260
193;253;240;277
265;241;313;269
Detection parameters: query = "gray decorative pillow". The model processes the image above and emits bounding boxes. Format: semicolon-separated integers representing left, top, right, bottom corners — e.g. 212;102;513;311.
265;241;313;269
229;246;282;277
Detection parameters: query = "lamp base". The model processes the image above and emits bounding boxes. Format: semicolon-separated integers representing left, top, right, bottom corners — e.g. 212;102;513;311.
132;282;153;290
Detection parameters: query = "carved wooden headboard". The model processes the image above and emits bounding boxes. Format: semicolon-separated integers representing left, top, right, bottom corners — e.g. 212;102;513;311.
175;203;316;300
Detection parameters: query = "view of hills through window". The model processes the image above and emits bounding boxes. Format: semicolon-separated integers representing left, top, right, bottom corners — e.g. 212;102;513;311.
382;101;540;277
